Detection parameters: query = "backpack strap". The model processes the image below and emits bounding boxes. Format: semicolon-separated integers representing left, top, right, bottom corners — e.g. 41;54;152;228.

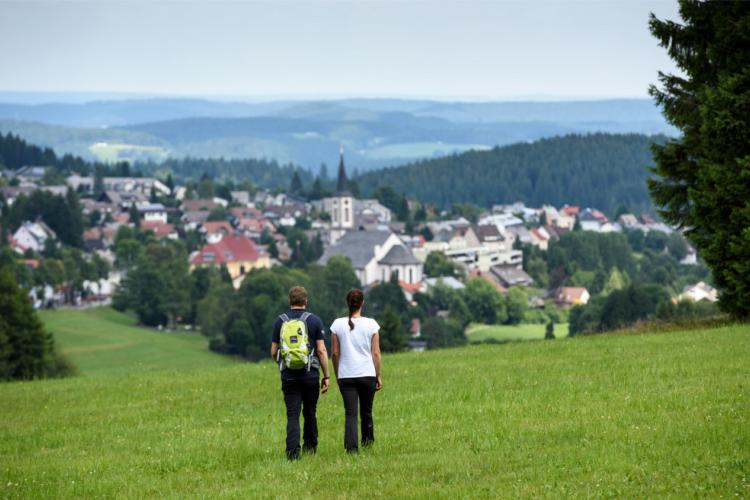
299;312;314;371
279;313;290;322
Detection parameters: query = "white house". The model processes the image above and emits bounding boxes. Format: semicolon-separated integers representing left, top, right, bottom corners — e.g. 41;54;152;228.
136;203;168;224
319;229;423;286
679;282;718;302
13;221;56;253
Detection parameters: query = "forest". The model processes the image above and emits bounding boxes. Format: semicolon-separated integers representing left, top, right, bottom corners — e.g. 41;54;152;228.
356;133;665;215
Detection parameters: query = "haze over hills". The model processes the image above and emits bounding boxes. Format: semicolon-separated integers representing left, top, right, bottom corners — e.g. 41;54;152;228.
0;96;675;171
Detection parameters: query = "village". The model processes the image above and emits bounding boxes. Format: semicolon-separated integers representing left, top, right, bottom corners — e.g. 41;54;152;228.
0;150;715;328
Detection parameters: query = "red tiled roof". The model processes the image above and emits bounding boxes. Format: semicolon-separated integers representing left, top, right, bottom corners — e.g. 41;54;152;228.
142;221;177;238
399;280;422;294
560;206;580;216
557;287;588;302
190;235;266;265
530;227;549;241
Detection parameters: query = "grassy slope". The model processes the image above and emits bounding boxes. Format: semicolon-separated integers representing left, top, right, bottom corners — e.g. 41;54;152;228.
40;307;234;376
467;322;570;342
2;325;748;498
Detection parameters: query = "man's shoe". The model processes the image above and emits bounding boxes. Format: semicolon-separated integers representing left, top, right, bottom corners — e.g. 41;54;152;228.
302;445;317;455
286;448;301;461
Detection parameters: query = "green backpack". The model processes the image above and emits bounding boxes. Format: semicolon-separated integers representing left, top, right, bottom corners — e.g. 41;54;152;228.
278;312;313;371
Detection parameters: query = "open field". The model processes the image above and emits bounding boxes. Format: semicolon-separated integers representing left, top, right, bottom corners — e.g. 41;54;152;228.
40;307;235;376
2;323;748;497
467;322;570;341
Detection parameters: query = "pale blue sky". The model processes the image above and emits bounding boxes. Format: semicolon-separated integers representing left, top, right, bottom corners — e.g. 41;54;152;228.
0;0;681;100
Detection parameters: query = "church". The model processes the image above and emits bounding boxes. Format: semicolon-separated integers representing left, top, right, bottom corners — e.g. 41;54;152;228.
317;149;423;287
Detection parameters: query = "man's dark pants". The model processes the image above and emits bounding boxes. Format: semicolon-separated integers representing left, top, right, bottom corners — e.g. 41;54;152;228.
338;377;377;452
281;377;320;459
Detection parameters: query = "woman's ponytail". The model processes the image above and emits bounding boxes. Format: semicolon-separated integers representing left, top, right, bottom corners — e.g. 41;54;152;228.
346;288;364;330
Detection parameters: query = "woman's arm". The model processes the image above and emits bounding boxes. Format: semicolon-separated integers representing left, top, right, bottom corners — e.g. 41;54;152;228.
331;333;340;380
371;332;382;390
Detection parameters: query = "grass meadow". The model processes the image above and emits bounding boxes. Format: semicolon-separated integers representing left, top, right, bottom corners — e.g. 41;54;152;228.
1;310;748;498
39;308;235;376
466;322;570;342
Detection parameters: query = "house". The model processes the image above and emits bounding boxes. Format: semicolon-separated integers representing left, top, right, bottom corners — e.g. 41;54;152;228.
679;282;718;302
141;221;179;240
579;208;609;232
180;199;218;213
466;269;507;293
67;175;169;195
355;199;392;226
319;229;423;286
190;234;270;287
529;227;551;250
490;265;534;288
13;220;56;253
478;212;524;229
555;287;590;306
136;203;168;224
399;281;423;302
15;166;48;181
99;190;149;208
230;191;251;206
201;221;234;243
617;213;640;228
423;276;466;291
680;245;698;265
181;210;211;230
557;205;580;228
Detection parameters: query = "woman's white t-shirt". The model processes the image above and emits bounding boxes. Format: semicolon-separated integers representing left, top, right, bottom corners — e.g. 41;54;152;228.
330;316;379;379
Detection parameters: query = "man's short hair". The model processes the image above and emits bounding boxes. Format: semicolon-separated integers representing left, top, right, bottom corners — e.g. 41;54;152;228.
289;286;308;307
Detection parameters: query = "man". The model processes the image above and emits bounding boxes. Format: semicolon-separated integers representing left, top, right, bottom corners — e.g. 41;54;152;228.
271;286;330;460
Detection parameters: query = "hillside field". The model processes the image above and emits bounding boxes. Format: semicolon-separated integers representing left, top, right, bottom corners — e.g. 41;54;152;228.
1;321;748;497
39;307;234;376
467;322;570;342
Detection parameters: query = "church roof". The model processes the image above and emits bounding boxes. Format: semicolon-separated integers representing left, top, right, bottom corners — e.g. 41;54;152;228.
319;230;391;269
378;244;421;266
336;148;352;196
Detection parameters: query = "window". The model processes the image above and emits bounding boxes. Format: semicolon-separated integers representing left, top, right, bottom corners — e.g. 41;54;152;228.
240;265;246;275
409;267;413;283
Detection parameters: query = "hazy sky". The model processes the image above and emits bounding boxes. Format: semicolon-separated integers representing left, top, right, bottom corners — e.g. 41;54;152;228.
0;0;681;100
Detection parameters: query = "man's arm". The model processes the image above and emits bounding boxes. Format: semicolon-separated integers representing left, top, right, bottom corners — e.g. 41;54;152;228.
270;317;281;360
316;339;330;393
371;332;382;390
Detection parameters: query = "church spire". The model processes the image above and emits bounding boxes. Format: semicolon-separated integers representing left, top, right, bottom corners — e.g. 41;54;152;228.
336;144;352;196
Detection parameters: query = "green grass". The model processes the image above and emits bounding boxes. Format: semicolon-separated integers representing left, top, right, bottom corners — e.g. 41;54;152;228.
467;322;569;341
39;307;235;376
2;324;748;497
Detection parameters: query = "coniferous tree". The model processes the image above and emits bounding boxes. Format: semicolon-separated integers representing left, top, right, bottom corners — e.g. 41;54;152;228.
648;2;750;318
379;306;408;353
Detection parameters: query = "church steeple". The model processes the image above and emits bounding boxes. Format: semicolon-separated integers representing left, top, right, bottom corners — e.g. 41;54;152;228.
336;144;352;196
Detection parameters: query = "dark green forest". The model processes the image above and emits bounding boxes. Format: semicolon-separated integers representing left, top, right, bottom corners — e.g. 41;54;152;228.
357;133;665;215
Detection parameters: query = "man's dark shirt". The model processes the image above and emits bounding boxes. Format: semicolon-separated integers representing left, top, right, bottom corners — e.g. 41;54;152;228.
272;308;325;381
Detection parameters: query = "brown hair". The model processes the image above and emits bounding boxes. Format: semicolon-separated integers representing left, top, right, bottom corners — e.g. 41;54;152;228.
288;286;308;307
346;288;364;330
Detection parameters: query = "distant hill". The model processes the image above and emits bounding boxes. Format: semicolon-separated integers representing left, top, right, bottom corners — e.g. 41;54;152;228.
0;97;675;170
356;133;665;215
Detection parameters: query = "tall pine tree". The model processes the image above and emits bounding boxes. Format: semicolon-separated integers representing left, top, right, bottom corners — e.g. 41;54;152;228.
648;2;750;318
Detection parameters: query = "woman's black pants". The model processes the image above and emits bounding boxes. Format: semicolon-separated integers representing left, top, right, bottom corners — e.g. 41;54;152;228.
338;377;377;452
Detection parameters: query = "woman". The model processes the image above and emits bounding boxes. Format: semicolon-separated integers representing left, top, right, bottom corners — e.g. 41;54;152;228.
330;288;382;453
